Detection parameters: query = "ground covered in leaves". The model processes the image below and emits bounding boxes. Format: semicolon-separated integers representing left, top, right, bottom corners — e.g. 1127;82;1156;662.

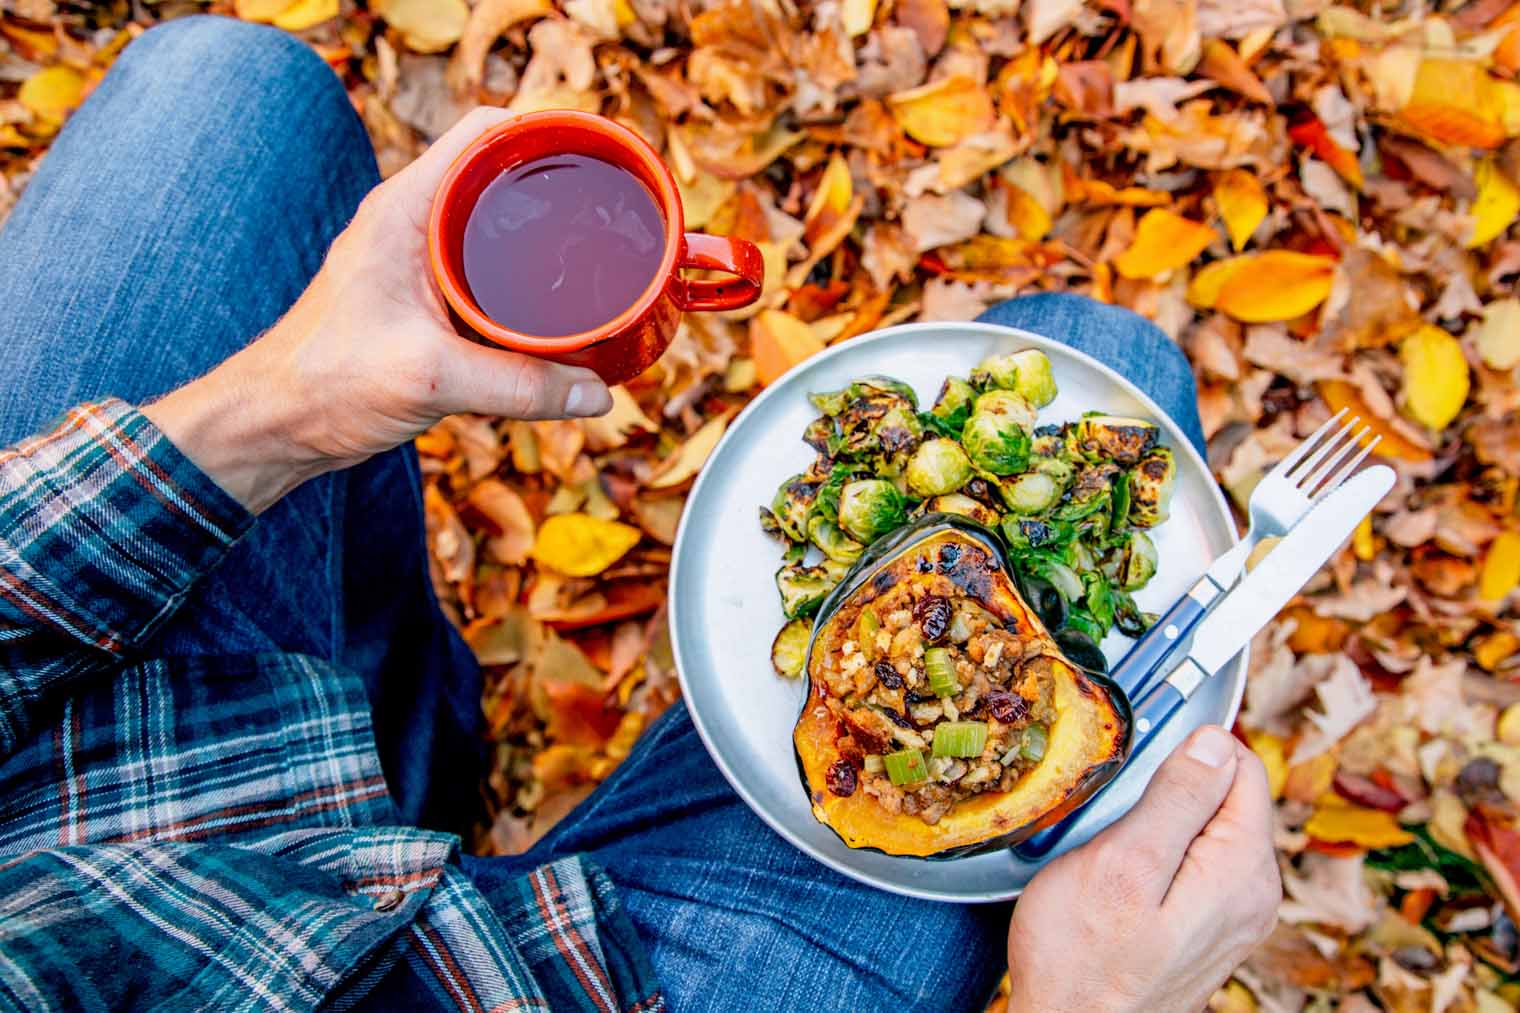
4;0;1520;1009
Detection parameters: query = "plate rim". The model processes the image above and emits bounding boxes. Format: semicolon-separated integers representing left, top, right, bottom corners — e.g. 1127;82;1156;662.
668;319;1244;903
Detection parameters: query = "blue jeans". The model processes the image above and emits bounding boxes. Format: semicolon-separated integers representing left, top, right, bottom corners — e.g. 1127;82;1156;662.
0;17;1204;1012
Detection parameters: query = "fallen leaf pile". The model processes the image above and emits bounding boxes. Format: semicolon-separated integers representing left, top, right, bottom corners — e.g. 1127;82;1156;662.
4;0;1520;1008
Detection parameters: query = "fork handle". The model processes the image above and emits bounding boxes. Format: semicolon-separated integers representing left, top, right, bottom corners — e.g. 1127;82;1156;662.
1110;580;1214;700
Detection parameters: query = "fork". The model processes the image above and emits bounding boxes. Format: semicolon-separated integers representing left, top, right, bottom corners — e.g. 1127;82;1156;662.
1110;409;1380;703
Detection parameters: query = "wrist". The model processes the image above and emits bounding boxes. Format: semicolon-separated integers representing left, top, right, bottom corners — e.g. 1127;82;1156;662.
142;337;330;514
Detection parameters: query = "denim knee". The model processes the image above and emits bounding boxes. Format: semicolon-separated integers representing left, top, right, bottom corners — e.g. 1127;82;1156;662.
986;292;1190;373
114;16;361;146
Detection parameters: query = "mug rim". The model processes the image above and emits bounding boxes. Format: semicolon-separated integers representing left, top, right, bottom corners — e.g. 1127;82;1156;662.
426;110;686;355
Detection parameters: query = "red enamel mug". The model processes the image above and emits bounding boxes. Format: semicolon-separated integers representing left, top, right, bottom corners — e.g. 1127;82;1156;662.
428;110;764;384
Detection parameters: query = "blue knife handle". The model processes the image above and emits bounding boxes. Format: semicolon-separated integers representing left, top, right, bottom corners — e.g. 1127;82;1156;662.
1111;583;1211;701
1014;681;1190;860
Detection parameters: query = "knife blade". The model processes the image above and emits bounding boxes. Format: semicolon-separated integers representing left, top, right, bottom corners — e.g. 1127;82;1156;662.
1017;463;1395;859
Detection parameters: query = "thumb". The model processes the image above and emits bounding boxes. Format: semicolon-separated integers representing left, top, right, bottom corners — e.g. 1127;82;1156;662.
434;336;612;420
1091;725;1239;905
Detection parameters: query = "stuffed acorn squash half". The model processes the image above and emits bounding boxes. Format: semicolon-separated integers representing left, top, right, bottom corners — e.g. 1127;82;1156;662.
794;515;1132;859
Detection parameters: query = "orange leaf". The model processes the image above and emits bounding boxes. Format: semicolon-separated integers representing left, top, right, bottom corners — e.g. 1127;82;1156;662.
886;76;996;148
1188;250;1335;322
1318;380;1433;462
1112;208;1217;279
543;580;667;631
803;153;854;249
1466;806;1520;921
1399;59;1509;150
540;680;623;748
1288;115;1363;188
751;309;825;386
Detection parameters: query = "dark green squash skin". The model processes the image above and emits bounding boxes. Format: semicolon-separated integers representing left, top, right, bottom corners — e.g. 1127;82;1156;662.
795;513;1134;861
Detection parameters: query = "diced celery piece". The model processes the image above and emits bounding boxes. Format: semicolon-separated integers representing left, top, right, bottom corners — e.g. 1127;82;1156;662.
932;721;988;758
925;647;958;697
884;749;929;785
1020;724;1048;762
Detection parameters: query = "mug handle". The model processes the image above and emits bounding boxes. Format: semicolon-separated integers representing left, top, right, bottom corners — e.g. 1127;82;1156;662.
672;234;765;312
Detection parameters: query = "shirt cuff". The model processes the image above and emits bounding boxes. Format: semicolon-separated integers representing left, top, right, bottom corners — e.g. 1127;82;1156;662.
0;399;254;652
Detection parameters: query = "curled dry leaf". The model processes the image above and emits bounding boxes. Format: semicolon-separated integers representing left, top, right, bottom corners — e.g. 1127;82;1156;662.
886;74;995;147
467;479;536;566
447;0;554;95
647;411;732;488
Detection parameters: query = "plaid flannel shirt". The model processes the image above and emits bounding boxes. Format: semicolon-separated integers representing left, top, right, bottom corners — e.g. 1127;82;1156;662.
0;400;662;1012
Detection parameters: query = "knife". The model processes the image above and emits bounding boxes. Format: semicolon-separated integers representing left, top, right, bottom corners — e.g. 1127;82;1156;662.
1015;463;1396;860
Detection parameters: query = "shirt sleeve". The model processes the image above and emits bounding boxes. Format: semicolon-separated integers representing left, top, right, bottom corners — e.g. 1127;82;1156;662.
0;399;253;755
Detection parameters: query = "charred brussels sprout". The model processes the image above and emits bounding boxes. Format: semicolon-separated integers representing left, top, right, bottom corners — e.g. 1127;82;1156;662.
972;349;1058;407
770;474;820;541
1118;531;1158;590
928;377;977;436
961;391;1035;476
1000;471;1061;514
810;376;919;416
837;479;908;543
1054;462;1119;521
1074;415;1159;465
808;514;865;564
919;493;1002;528
823;392;924;476
776;560;849;619
1129;447;1176;528
906;438;973;497
1112;591;1153;638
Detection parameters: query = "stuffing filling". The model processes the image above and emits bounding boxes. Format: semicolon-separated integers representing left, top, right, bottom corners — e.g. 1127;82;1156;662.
814;575;1059;826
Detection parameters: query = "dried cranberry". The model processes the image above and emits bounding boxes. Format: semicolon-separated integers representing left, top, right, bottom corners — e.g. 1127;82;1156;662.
826;759;858;797
914;595;951;642
882;708;914;729
985;691;1029;725
916;556;933;573
875;661;904;689
937;543;962;571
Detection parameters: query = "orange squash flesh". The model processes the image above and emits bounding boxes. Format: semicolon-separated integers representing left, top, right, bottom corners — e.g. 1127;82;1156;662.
793;524;1131;859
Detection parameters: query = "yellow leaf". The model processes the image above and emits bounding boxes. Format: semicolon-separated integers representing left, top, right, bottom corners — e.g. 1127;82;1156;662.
1470;159;1520;249
235;0;297;20
1400;324;1470;431
1305;799;1414;849
374;0;470;53
18;66;85;127
647;413;731;489
0;125;28;149
1472;298;1520;370
272;0;338;30
751;309;824;386
1214;169;1267;252
1005;184;1052;241
1189;250;1336;322
841;0;876;37
1400;59;1508;149
1480;632;1520;674
1245;730;1287;801
1500;702;1520;745
886;76;996;148
1353;515;1375;562
1283;751;1337;803
531;514;642;577
803;153;853;249
1480;531;1520;602
1112;208;1217;280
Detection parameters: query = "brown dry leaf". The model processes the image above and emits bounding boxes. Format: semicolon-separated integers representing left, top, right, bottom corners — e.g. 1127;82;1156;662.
424;484;476;585
901;189;986;251
374;0;470;54
580;386;657;452
886;75;995;148
1113;208;1218;279
512;19;600;114
895;0;948;56
467;479;536;566
447;0;554;95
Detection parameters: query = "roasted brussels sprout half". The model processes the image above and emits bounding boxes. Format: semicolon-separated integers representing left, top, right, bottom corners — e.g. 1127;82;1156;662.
837;479;908;543
1000;471;1061;514
919;492;1002;528
1074;415;1159;465
808;514;865;564
1054;462;1119;521
972;349;1057;407
906;438;973;497
770;474;820;541
802;415;835;456
961;391;1035;476
776;560;849;619
1032;453;1075;488
771;618;813;677
928;377;977;436
1112;590;1152;638
1118;531;1158;590
810;376;919;416
1129;447;1176;528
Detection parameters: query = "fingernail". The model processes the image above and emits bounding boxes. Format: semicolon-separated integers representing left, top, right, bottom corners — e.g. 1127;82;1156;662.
564;381;610;418
1186;727;1235;769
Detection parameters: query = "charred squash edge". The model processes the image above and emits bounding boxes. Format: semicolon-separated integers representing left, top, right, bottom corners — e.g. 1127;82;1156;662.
793;514;1133;860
